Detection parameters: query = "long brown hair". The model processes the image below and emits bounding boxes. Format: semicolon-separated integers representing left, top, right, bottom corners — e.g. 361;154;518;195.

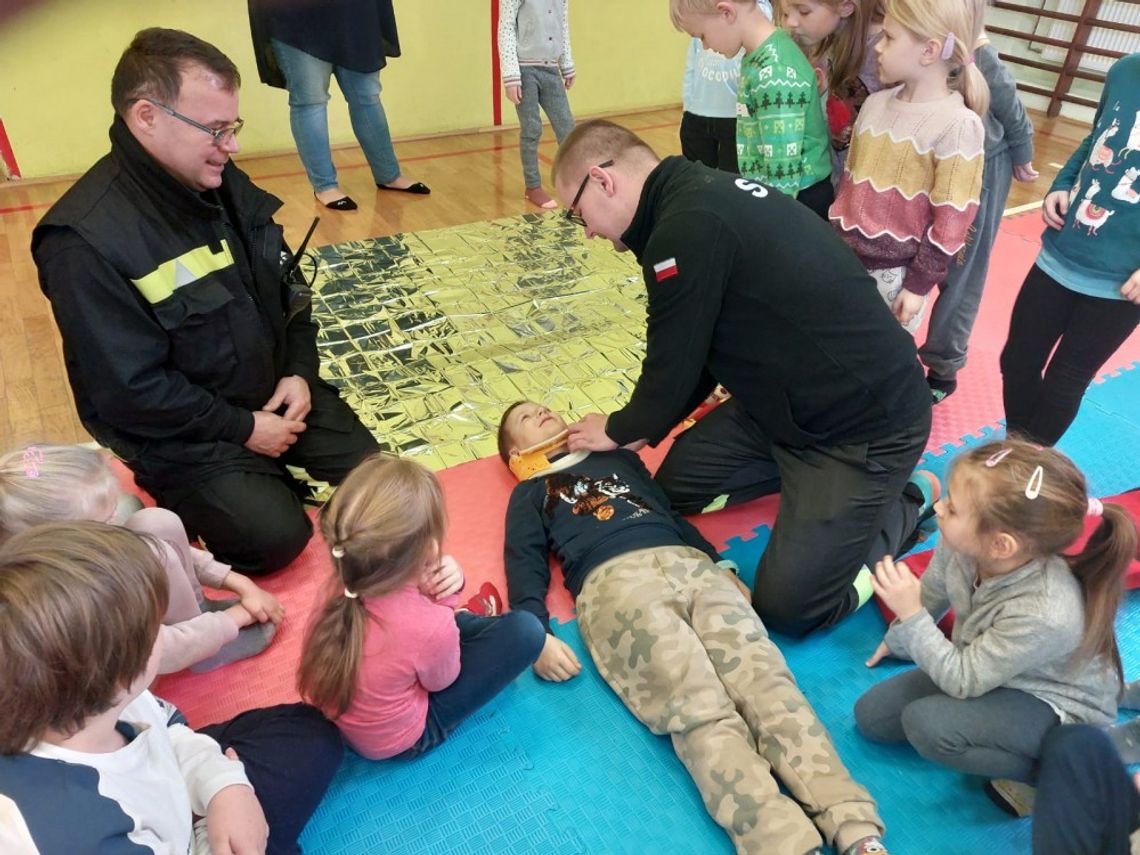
778;0;874;95
297;454;447;717
954;439;1137;682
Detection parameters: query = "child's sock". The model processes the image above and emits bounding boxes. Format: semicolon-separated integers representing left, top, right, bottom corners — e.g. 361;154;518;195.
524;186;557;209
200;596;240;613
460;582;503;617
1120;679;1140;710
841;836;889;855
984;778;1036;817
1108;717;1140;764
189;620;277;673
927;374;958;405
853;565;875;609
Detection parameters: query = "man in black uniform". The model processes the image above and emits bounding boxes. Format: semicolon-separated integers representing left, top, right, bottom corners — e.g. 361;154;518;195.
556;120;933;637
33;28;379;573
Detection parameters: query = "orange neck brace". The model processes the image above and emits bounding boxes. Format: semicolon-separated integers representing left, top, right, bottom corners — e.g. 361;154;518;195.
508;430;571;480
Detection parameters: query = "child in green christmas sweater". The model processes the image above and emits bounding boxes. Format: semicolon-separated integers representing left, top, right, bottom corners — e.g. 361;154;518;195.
672;0;834;218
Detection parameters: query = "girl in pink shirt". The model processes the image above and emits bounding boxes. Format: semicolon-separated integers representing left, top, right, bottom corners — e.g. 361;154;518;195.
298;453;544;759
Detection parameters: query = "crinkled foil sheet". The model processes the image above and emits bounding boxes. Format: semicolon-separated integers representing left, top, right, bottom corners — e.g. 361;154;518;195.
310;213;648;470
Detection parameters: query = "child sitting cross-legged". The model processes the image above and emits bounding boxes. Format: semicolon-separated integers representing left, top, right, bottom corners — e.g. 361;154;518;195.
0;521;342;854
499;400;889;855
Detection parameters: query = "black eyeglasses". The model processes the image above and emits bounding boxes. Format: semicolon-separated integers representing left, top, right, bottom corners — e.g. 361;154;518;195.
145;99;244;147
565;159;614;227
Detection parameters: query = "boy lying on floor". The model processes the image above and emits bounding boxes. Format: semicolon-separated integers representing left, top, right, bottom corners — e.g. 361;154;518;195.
498;400;889;855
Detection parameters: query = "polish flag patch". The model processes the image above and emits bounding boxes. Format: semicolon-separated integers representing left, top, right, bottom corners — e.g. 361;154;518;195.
653;257;679;282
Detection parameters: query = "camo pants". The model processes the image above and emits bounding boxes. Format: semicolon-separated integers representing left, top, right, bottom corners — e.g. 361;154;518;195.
576;546;883;855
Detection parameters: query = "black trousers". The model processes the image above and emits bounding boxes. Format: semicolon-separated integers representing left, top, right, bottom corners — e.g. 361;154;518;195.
155;381;380;574
200;703;344;855
1033;725;1140;855
655;397;931;636
795;177;835;221
679;111;739;174
1000;264;1140;446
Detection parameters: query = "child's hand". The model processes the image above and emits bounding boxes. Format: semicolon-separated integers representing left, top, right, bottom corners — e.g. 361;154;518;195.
225;573;285;625
563;74;575;90
206;779;268;855
223;603;255;629
891;288;925;328
865;639;891;667
1121;268;1140;305
506;84;522;105
534;634;582;682
1012;162;1039;182
422;554;465;601
870;555;923;622
1042;189;1070;230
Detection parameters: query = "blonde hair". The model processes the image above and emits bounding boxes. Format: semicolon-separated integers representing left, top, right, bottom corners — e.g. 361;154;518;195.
885;0;990;116
0;521;168;754
669;0;757;29
0;444;120;542
952;439;1137;682
297;453;447;717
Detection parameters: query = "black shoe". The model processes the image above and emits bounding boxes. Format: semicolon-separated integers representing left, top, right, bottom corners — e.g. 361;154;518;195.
376;181;431;195
318;195;358;211
927;374;957;404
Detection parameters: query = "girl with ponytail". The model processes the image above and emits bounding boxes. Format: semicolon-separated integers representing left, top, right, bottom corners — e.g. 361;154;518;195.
855;439;1135;813
297;454;544;759
829;0;988;333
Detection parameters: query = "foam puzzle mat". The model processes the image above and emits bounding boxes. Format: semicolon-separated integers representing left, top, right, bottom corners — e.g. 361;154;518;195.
151;211;1140;855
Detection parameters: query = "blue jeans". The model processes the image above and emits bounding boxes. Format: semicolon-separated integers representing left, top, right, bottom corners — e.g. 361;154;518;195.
405;610;545;755
271;39;401;192
515;65;575;188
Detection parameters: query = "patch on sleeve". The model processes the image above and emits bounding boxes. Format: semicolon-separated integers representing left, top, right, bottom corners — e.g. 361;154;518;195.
653;257;679;282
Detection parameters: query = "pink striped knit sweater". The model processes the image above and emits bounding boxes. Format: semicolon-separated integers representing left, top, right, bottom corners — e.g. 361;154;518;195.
829;86;985;296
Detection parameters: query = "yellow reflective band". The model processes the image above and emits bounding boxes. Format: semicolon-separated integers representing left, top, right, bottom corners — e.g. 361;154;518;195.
131;241;235;304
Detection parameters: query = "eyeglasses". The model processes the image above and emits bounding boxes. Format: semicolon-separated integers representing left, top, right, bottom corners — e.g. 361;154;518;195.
145;99;244;147
565;159;614;227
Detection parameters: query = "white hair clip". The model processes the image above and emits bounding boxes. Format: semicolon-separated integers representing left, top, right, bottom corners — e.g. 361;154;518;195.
1024;465;1044;500
1087;497;1104;517
343;588;358;599
941;32;956;61
984;448;1012;467
331;545;345;559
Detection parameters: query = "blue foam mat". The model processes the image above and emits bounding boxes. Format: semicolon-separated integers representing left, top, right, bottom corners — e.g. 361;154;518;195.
300;364;1140;855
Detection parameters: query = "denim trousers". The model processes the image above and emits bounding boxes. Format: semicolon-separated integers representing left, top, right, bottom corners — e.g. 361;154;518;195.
271;39;401;191
515;65;575;188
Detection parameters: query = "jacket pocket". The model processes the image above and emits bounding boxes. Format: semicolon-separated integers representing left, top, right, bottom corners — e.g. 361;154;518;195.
151;278;239;385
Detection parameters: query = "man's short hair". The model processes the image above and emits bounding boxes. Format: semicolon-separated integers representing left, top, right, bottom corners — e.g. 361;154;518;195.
111;27;240;117
550;120;659;188
497;400;528;463
0;522;168;754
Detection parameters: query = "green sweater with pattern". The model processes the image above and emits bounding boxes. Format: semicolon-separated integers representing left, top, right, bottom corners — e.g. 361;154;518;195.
736;29;831;195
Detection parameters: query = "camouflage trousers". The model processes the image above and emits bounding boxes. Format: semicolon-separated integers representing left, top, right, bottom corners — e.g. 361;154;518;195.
576;546;883;855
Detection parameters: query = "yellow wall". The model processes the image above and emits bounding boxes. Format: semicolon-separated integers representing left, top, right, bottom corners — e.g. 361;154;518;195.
0;0;687;180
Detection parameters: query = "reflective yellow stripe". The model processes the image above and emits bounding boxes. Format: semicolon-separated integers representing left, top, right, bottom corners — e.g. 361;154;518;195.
131;241;235;304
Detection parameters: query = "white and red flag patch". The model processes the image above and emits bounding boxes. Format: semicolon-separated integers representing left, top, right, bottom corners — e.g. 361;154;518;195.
653;257;679;282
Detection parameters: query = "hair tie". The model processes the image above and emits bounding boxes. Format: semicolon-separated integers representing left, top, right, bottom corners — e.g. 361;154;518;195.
965;54;975;66
22;446;43;478
331;545;345;559
343;587;358;599
941;32;956;61
1087;497;1104;517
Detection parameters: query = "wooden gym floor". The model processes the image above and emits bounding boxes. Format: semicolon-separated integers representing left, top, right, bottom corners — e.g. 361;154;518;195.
0;105;1093;451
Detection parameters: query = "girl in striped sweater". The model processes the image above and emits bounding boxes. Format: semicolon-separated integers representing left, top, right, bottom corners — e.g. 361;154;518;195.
829;0;988;332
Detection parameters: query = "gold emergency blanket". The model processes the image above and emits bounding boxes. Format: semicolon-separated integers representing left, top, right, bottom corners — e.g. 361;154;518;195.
309;213;649;470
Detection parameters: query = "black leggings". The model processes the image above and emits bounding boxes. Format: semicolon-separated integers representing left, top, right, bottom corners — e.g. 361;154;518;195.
1000;264;1140;446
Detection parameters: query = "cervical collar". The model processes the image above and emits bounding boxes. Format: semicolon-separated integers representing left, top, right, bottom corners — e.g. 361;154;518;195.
508;430;589;480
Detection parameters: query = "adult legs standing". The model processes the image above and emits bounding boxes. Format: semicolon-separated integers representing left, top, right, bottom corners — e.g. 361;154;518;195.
271;39;339;193
333;64;401;186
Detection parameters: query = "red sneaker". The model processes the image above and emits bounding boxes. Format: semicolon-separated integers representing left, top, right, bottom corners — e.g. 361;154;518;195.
462;582;503;616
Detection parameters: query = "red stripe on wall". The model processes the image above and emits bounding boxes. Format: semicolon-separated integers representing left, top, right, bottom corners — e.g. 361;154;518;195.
0;119;22;179
491;0;503;126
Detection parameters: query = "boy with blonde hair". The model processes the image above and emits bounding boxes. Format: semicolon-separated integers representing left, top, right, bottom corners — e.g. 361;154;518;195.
499;401;890;855
671;0;834;217
0;522;341;855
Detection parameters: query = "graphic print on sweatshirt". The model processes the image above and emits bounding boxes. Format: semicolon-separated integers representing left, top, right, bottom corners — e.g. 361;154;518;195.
542;472;653;522
1072;99;1140;237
